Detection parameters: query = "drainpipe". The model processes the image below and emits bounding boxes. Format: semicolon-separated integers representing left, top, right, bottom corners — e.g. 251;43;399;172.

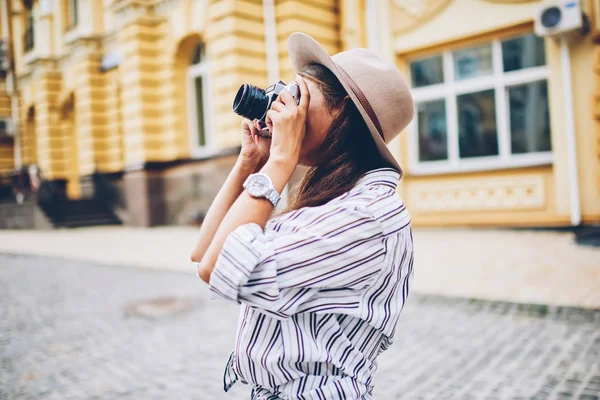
0;0;21;169
262;0;289;210
559;36;581;226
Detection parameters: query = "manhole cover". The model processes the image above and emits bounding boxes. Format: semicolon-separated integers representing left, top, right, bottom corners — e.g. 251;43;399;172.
125;296;195;319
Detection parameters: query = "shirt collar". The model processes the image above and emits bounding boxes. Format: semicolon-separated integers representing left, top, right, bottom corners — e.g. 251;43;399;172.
354;168;400;191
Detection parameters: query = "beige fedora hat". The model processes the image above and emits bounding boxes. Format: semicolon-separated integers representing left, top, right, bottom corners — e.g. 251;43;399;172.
288;32;414;174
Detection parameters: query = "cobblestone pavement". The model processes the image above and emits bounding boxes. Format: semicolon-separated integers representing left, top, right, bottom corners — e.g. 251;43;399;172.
1;254;599;400
1;227;599;308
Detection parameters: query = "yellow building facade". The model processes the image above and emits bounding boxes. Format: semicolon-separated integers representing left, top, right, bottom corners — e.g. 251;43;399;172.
0;0;598;228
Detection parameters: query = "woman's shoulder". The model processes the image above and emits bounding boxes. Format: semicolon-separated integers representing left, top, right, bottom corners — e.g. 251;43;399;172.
343;184;409;227
269;173;409;233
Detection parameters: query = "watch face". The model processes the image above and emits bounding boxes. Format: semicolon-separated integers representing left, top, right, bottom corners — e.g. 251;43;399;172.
247;174;271;197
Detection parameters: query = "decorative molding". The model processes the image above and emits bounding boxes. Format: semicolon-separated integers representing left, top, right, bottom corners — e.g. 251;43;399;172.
391;0;536;35
391;0;453;34
408;175;547;213
112;0;165;31
152;0;182;16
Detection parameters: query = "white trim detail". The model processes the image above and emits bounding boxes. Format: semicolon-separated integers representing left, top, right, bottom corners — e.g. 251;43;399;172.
409;35;551;176
409;152;553;176
560;36;581;226
493;39;510;164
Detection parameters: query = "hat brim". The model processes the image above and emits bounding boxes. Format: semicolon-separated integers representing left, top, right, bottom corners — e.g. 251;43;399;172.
288;32;402;174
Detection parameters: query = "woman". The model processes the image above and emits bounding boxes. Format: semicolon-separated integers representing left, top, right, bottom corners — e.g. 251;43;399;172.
191;33;415;399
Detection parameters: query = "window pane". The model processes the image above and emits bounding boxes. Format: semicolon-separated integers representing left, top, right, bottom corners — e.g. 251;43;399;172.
194;77;206;147
509;81;551;154
417;100;447;161
457;90;498;158
410;56;444;88
502;34;546;72
72;0;79;26
192;45;204;65
453;44;493;80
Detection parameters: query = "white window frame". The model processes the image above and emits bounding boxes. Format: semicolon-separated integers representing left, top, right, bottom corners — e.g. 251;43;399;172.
409;36;552;176
186;57;214;157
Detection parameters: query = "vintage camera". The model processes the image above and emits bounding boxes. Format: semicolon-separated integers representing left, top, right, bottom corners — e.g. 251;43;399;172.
232;81;300;137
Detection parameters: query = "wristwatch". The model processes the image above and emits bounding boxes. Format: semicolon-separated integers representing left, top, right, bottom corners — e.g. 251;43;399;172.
243;173;281;208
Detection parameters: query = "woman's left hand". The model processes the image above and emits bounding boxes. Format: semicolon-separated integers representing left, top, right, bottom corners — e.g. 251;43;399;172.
265;76;310;167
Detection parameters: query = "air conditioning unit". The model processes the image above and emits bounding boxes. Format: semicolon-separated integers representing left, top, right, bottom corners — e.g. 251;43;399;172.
534;0;583;37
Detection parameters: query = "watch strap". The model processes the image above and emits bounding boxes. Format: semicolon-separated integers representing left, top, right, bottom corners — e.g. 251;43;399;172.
265;188;281;208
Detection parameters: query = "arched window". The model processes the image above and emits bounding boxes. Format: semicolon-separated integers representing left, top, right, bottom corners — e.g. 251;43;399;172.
187;43;211;151
63;0;78;31
23;0;34;52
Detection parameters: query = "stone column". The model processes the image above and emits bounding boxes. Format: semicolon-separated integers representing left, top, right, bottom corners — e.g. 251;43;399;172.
274;0;341;83
112;0;166;225
68;38;105;198
204;0;268;148
117;20;163;168
31;62;64;182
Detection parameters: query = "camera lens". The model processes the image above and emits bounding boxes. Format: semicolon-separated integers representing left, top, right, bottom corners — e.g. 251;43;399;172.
233;84;269;120
541;6;562;28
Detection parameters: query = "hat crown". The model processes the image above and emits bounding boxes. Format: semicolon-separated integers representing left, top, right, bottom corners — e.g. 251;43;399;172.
331;48;414;144
288;32;413;172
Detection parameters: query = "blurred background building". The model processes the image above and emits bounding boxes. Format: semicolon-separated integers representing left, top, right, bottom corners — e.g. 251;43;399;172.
0;0;598;231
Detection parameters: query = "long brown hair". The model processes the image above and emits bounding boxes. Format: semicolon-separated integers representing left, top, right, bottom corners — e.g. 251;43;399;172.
285;64;396;212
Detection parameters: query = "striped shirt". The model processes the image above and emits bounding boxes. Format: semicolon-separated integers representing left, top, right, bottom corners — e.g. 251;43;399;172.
209;168;414;399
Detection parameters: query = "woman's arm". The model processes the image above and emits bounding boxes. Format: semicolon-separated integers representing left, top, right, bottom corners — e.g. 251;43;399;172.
190;118;270;263
197;76;310;284
196;157;296;283
189;156;258;263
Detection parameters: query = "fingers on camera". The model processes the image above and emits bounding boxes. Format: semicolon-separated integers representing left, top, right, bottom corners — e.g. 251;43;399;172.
270;101;285;112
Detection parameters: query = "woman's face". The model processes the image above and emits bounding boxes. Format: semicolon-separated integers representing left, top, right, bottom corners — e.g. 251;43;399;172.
297;77;338;166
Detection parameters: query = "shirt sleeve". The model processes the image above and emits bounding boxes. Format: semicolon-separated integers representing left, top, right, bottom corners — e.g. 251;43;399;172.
208;204;386;319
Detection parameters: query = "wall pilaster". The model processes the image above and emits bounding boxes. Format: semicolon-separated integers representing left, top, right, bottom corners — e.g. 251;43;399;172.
205;0;267;149
117;16;164;167
275;0;341;82
31;62;64;180
70;38;107;178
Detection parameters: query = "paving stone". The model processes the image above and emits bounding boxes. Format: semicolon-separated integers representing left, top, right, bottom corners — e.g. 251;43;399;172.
1;254;599;399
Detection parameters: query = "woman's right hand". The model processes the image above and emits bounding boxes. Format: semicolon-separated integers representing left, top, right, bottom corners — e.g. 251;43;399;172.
239;118;271;170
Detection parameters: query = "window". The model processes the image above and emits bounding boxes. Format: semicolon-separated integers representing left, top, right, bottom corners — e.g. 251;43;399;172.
63;0;78;31
187;44;212;152
0;118;12;136
23;1;34;52
409;33;551;174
